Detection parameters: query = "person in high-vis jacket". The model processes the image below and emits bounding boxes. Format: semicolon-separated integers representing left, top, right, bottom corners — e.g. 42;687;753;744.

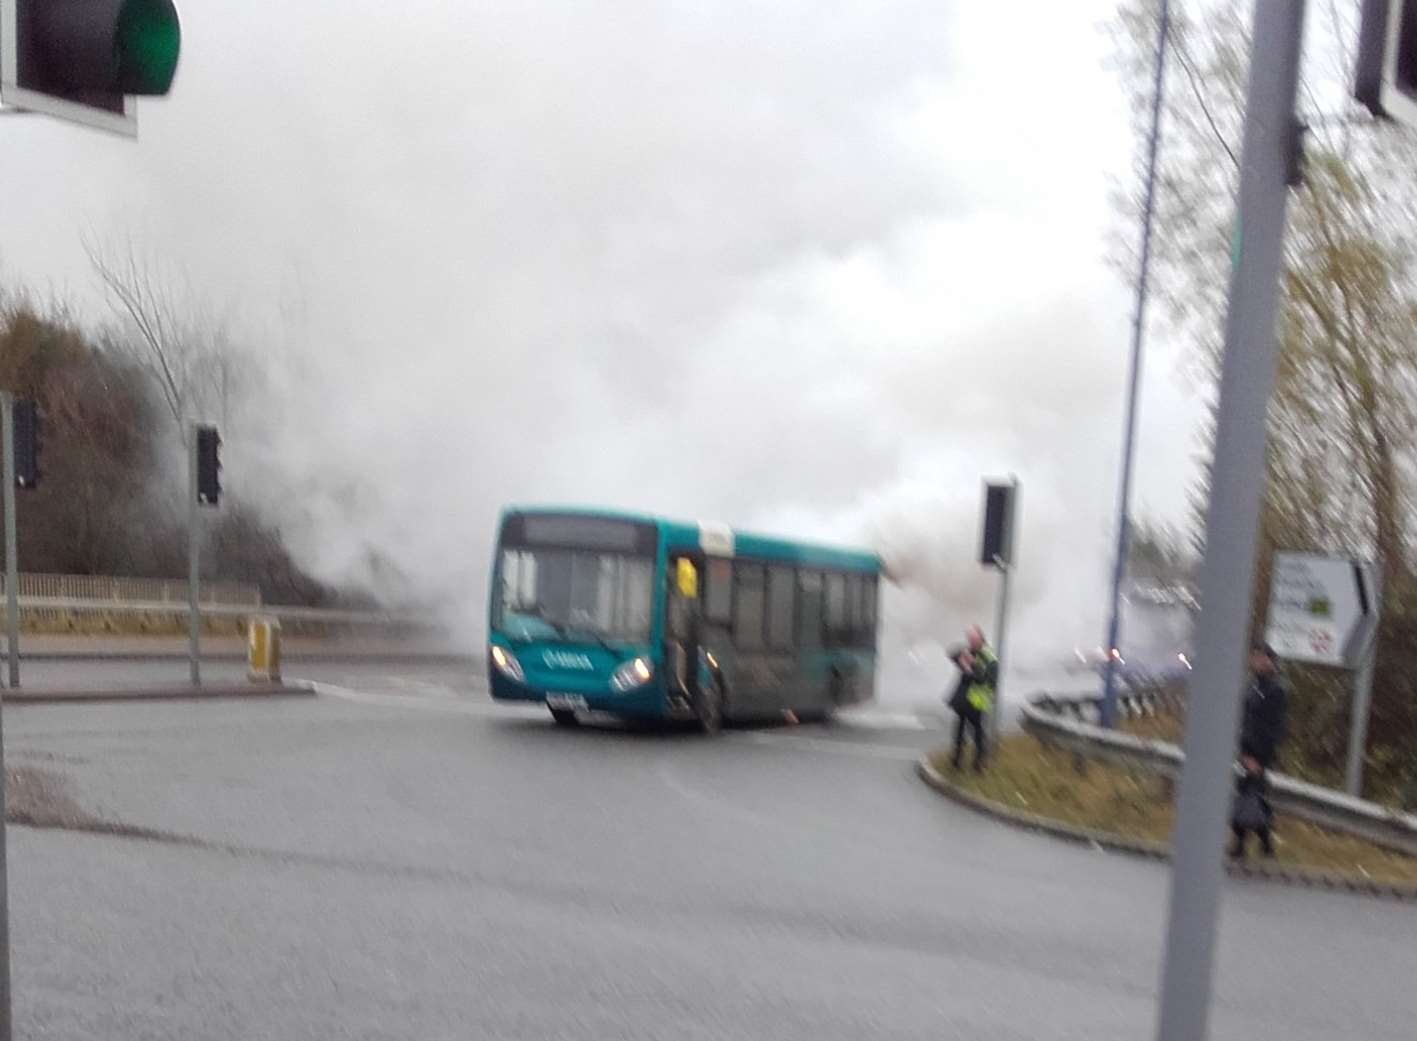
947;625;998;771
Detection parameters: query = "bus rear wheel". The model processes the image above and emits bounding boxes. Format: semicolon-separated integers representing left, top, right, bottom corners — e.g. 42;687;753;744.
693;679;723;736
550;708;580;727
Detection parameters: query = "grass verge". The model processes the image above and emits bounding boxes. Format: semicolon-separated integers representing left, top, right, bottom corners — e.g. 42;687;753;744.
928;735;1417;884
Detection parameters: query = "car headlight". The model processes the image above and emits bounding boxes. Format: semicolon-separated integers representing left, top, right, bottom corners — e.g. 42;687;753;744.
490;645;525;682
610;657;653;691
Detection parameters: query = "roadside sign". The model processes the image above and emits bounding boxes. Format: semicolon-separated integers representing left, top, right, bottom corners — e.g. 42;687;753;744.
1265;552;1376;668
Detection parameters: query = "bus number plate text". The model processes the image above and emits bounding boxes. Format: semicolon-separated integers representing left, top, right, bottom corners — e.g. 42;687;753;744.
546;693;588;711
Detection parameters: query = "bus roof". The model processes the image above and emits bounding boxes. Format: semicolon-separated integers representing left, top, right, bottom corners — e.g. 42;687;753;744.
501;504;881;573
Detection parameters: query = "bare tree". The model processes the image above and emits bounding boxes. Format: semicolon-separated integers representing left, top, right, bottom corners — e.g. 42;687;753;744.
1112;0;1417;802
82;233;255;435
1112;0;1417;589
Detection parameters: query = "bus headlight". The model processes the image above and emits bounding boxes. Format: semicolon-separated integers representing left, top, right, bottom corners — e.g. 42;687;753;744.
490;645;525;682
610;657;653;691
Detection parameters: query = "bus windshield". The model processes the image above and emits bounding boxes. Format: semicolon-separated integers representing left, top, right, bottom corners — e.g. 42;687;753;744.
496;547;654;644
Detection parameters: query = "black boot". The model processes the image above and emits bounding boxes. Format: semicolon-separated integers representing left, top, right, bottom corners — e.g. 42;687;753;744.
1227;828;1246;861
1259;828;1275;859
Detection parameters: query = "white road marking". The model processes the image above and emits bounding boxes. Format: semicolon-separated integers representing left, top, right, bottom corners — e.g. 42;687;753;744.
307;681;545;719
308;682;934;763
834;710;934;731
734;730;925;761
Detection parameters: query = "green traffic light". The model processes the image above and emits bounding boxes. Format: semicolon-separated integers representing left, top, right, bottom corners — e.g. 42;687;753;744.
116;0;181;96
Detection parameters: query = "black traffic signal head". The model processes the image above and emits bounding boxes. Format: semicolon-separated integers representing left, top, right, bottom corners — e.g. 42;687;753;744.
5;0;181;118
12;399;41;490
980;481;1017;568
195;424;220;506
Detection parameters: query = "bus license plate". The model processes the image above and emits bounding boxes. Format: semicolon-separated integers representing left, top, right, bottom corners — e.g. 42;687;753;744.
546;694;588;712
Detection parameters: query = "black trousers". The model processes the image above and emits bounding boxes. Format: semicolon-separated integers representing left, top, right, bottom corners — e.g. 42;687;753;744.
952;706;987;769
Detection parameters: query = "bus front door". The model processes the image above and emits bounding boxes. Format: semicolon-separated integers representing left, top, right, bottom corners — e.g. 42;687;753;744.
666;556;709;722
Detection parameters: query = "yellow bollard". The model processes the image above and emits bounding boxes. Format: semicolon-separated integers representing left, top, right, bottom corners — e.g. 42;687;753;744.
247;616;282;683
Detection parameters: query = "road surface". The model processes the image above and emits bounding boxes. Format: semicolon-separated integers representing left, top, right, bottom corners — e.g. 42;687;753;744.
3;663;1412;1039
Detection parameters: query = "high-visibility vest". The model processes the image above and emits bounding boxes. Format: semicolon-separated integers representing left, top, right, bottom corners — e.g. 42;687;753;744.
966;647;997;712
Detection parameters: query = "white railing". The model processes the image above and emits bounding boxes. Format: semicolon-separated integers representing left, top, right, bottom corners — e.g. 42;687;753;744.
1;572;260;606
4;596;428;626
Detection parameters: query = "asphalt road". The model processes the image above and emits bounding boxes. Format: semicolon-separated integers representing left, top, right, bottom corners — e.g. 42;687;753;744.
3;663;1413;1040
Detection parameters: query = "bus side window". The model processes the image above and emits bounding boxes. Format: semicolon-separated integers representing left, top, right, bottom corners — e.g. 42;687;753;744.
767;567;795;651
797;571;823;647
862;575;879;641
844;574;861;645
824;573;846;646
734;564;766;651
704;558;733;624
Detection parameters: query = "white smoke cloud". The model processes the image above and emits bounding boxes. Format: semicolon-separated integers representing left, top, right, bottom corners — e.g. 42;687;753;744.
0;0;1203;703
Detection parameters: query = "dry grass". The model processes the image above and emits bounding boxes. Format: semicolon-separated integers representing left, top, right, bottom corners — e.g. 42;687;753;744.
929;736;1417;884
1121;711;1184;744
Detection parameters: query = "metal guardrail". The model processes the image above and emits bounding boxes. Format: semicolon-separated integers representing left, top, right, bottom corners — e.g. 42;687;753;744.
1022;687;1417;858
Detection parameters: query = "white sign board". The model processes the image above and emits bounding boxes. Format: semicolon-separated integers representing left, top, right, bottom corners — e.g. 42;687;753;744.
1265;552;1375;668
697;521;734;558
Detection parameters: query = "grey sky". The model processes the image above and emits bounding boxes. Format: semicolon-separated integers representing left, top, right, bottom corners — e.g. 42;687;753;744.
0;0;1204;682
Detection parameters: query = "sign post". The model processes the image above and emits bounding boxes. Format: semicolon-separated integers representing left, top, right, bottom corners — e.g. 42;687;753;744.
1264;551;1379;796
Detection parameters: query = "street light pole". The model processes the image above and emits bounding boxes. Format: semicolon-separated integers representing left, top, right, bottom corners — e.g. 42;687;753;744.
1155;2;1307;1038
1102;0;1171;729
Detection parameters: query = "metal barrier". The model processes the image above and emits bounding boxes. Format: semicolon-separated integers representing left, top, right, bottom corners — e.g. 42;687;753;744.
1022;686;1417;858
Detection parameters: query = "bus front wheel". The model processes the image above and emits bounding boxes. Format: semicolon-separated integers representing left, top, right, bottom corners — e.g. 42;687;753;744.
693;679;724;736
550;708;580;727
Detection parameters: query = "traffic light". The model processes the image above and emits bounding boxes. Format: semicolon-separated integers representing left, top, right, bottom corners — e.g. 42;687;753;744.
11;399;40;490
979;481;1017;568
195;424;219;506
1;0;182;134
1356;0;1417;129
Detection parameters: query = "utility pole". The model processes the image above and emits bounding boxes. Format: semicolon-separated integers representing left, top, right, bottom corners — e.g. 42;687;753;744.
1155;2;1306;1039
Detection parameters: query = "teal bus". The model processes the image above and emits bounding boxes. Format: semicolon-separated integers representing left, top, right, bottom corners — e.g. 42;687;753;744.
487;506;881;732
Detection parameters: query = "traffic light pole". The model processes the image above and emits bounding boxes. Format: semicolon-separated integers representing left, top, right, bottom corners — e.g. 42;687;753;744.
187;423;200;686
1154;2;1305;1038
989;555;1012;745
0;392;13;1041
2;393;18;691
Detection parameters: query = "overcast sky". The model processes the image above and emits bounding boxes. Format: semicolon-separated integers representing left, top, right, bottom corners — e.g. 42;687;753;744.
0;0;1207;681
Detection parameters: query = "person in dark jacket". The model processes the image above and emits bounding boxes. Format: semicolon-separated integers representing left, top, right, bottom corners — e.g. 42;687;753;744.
1229;641;1289;860
946;626;998;771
